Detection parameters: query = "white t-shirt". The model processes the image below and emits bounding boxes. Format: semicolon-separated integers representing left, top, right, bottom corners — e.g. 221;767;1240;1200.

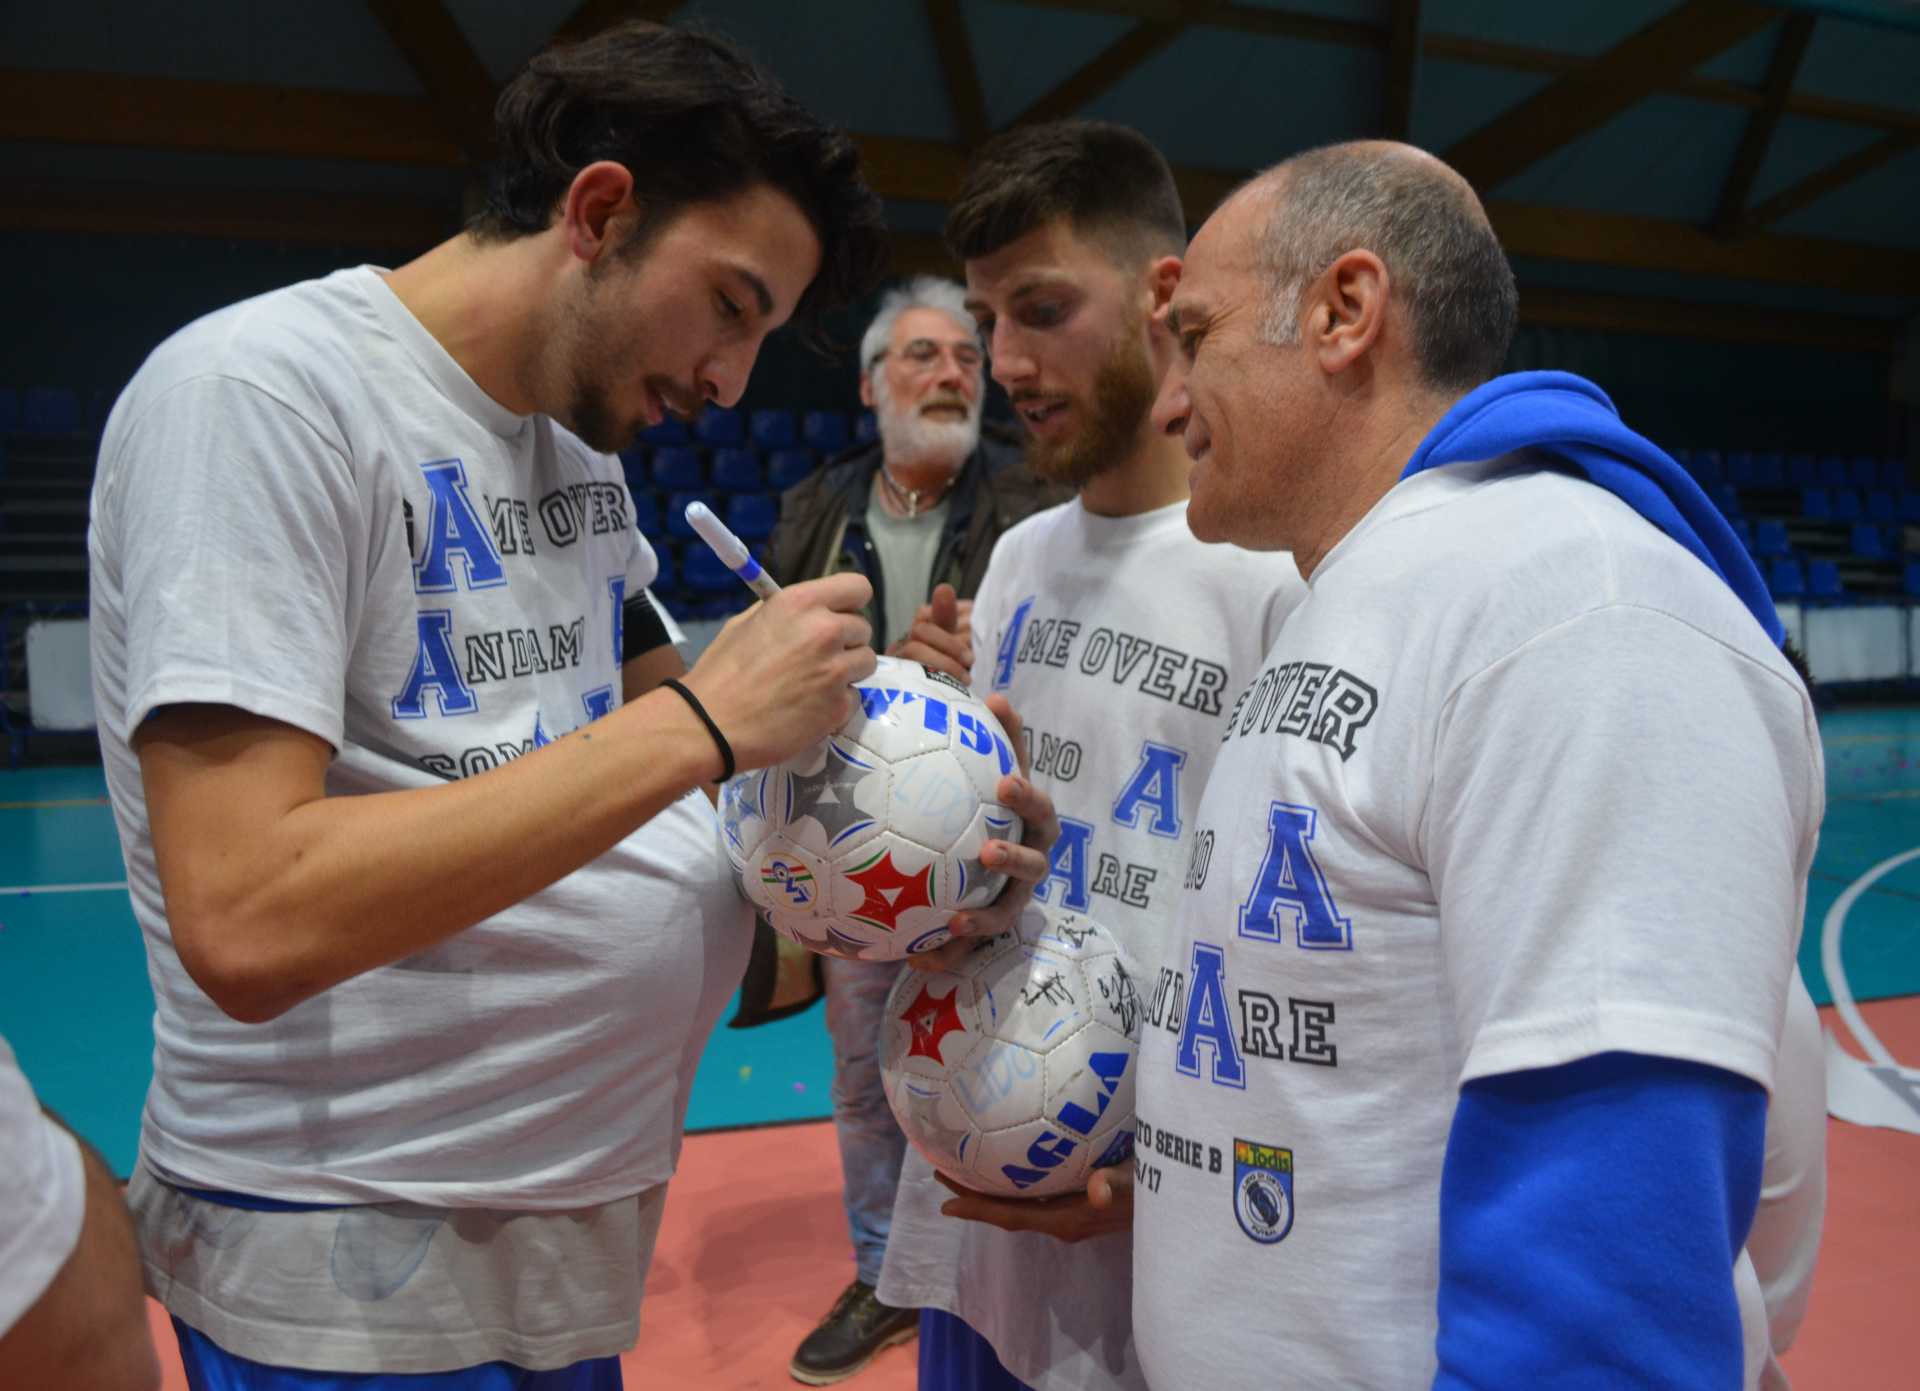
1132;457;1823;1390
88;266;752;1210
878;499;1304;1389
0;1037;86;1339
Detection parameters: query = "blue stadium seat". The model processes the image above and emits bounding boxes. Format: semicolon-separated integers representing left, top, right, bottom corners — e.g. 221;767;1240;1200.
1710;483;1740;517
1808;559;1844;602
666;491;704;539
640;418;690;446
1689;450;1724;487
1768;559;1806;600
1816;455;1850;488
652;447;703;491
1801;487;1831;522
1881;458;1906;490
1906;560;1920;599
1753;520;1791;558
685;547;737;593
750;409;796;450
855;410;879;445
631;490;661;536
1851;523;1889;561
1866;490;1897;524
1753;452;1785;489
710;447;763;491
695;408;744;447
1903;492;1920;524
1831;490;1863;523
802;410;849;453
619;450;648;494
1849;455;1879;489
650;544;677;595
1786;454;1817;488
23;386;80;435
726;492;778;541
768;448;816;491
1726;452;1756;488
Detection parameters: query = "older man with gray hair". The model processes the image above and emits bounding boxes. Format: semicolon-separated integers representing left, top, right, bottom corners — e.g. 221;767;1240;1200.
757;275;1065;1385
1134;141;1824;1391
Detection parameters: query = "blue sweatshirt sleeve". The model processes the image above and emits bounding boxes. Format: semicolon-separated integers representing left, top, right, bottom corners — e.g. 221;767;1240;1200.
1434;1051;1767;1390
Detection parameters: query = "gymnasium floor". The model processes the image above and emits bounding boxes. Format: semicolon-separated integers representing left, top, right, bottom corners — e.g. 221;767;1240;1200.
4;706;1918;1387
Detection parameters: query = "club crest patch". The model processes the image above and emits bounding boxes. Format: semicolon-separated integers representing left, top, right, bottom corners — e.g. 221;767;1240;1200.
1233;1139;1294;1244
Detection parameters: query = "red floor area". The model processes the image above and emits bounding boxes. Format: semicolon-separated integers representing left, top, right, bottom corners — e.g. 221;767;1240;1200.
149;999;1920;1389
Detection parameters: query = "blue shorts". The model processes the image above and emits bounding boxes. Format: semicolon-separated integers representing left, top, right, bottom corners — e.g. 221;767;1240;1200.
172;1318;623;1391
916;1309;1033;1391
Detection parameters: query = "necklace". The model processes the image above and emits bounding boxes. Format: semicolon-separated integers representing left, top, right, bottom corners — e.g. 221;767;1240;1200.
878;463;953;518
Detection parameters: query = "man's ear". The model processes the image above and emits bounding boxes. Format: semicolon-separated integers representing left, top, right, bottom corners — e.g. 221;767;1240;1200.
1145;254;1183;313
1305;249;1388;377
859;373;875;409
561;161;638;266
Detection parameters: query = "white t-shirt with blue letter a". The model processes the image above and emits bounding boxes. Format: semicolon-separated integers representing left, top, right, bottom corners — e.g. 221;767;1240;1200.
89;266;747;1211
1131;458;1823;1390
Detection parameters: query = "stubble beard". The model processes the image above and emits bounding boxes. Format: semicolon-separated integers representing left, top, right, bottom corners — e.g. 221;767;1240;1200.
1023;324;1157;490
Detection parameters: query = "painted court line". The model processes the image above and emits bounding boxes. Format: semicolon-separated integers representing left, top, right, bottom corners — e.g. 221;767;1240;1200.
0;881;129;895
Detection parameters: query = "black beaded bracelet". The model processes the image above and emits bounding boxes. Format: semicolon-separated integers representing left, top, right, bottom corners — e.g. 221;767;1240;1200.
661;678;735;784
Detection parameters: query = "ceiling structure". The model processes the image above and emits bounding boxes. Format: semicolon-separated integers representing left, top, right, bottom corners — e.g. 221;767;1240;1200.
5;0;1919;353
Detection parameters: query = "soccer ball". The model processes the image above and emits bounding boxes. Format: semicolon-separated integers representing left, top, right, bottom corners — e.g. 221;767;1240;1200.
719;656;1023;961
879;902;1142;1199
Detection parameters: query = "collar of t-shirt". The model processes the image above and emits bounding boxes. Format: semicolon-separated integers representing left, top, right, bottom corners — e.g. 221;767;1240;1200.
1399;369;1782;648
1061;496;1190;553
351;265;532;442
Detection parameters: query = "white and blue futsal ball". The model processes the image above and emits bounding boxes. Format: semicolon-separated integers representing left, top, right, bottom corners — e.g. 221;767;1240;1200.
879;902;1142;1199
719;656;1023;961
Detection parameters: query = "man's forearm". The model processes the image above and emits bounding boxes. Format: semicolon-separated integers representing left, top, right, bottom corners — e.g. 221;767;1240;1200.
143;684;721;1022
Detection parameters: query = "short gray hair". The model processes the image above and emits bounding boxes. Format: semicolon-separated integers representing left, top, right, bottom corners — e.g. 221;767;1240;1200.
859;275;978;374
1251;143;1517;393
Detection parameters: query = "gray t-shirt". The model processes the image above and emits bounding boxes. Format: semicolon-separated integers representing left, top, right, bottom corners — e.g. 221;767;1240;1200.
865;479;951;646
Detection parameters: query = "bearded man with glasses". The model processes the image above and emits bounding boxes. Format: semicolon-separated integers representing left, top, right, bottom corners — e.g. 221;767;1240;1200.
742;276;1067;1385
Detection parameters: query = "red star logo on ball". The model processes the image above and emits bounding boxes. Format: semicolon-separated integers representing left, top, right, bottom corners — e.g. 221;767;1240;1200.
899;983;966;1062
845;849;935;931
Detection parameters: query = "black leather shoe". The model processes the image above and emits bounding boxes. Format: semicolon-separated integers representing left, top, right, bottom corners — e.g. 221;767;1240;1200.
789;1279;918;1385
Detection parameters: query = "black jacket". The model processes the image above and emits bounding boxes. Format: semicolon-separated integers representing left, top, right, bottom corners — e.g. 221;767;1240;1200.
766;425;1069;627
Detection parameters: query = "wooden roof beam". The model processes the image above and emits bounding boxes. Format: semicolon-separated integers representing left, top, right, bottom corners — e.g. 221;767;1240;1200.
924;0;991;148
1380;0;1422;140
1443;0;1778;193
1008;13;1191;128
1710;13;1817;236
1742;131;1919;231
364;0;498;164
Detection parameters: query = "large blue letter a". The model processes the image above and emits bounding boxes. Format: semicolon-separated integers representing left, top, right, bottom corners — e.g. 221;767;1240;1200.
1237;801;1352;949
413;459;506;594
1174;941;1245;1088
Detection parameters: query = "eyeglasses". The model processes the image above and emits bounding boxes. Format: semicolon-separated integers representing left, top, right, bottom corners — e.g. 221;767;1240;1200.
871;337;985;373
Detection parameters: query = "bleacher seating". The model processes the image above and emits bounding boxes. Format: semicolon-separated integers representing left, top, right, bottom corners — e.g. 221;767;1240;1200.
1852;523;1890;562
1808;559;1844;602
710;448;762;491
854;411;879;445
640;418;690;446
1754;520;1791;558
802;410;849;453
652;447;703;491
750;409;796;450
1906;561;1920;599
22;388;80;436
695;408;744;447
726;493;778;542
768;449;816;491
1768;559;1806;600
1831;490;1863;523
1867;491;1897;523
1802;487;1831;522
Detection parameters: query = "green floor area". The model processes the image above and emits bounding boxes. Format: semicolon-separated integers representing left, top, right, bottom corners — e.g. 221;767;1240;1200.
3;704;1917;1177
